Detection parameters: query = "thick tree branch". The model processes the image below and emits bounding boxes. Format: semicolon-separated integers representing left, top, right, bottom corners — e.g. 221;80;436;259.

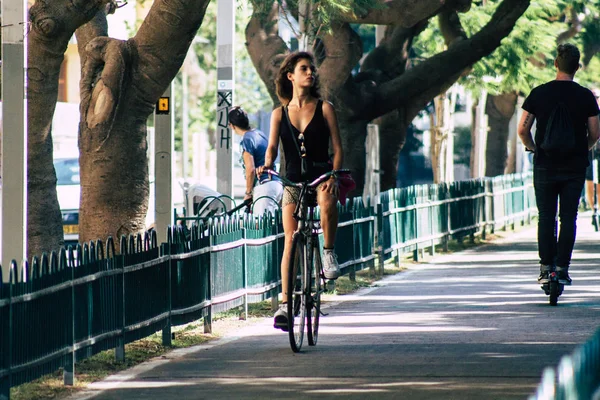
317;22;363;98
361;22;426;82
246;2;288;106
28;0;111;98
578;13;600;66
556;5;582;44
438;9;467;47
365;0;529;121
26;0;113;257
76;10;110;68
80;37;130;141
449;0;472;13
77;11;126;143
338;0;448;27
344;22;425;119
131;0;211;110
405;73;460;121
582;42;600;67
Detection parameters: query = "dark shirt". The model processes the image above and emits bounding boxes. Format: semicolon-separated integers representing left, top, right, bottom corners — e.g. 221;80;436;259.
522;80;599;170
280;100;331;182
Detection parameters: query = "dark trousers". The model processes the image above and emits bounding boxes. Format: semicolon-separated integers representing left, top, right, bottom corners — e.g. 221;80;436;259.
534;167;585;268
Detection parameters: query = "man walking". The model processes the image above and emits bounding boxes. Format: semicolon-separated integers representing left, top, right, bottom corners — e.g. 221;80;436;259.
518;43;600;285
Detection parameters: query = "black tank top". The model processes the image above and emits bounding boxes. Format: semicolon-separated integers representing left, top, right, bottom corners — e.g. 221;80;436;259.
280;100;331;182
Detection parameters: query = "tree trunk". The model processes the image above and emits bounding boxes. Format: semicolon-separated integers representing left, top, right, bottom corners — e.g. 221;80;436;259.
26;0;111;259
335;100;369;195
484;92;518;177
378;110;409;190
75;0;210;246
430;94;455;184
470;95;485;178
470;102;477;177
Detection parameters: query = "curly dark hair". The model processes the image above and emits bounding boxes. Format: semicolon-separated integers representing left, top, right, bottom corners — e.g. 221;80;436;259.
556;43;580;75
275;51;321;105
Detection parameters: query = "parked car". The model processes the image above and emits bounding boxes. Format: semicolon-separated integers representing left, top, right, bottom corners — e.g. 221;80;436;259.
54;157;80;245
54;157;183;246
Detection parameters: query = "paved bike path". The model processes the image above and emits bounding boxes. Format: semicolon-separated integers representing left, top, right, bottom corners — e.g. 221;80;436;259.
72;215;600;400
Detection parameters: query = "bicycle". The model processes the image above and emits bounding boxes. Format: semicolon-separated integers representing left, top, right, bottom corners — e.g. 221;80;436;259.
267;168;350;353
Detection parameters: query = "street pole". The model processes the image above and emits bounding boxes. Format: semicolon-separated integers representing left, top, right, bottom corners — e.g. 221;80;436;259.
154;85;174;245
444;89;455;183
1;0;27;281
363;124;380;207
216;0;235;202
473;90;488;178
514;97;525;173
182;68;189;178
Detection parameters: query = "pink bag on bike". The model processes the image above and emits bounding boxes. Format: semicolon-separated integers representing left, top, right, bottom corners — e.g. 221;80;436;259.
337;173;356;206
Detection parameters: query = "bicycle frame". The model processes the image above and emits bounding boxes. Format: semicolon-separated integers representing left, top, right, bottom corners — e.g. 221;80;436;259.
271;167;349;243
271;168;349;237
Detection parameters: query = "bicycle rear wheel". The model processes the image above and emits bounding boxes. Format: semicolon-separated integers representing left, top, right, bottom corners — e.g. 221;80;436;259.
287;232;306;352
307;238;322;346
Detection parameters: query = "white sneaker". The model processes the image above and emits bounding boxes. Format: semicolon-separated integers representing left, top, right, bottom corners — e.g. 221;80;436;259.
273;304;289;331
323;249;340;280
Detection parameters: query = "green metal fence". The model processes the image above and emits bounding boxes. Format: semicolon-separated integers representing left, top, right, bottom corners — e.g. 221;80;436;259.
530;327;600;400
378;172;535;262
0;172;536;398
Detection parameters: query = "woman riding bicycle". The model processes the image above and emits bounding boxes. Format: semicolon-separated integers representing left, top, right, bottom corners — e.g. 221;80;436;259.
256;51;344;331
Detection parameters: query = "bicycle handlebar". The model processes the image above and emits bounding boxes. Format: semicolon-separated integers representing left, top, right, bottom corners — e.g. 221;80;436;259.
226;197;253;215
265;168;351;188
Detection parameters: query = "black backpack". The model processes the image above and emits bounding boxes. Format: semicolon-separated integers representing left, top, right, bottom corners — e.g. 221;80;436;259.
540;102;575;157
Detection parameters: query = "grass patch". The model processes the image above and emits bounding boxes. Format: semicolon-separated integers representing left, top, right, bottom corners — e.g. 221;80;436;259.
10;303;278;400
212;301;275;320
10;324;214;400
329;262;404;295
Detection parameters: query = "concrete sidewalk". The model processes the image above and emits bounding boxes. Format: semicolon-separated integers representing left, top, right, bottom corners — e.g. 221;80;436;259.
70;214;600;400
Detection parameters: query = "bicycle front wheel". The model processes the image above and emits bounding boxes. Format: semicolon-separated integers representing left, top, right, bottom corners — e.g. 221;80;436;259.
307;237;322;346
287;232;306;352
